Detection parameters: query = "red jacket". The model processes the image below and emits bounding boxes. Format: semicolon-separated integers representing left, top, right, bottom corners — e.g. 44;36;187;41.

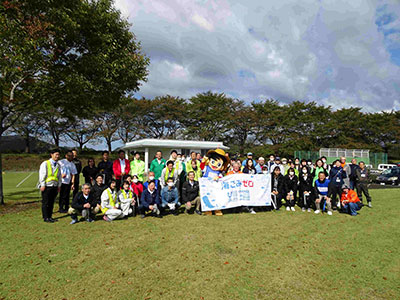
113;159;130;180
340;189;360;204
130;182;143;199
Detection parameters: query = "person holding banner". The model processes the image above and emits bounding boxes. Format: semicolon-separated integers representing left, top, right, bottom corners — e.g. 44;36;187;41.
299;166;313;212
227;162;242;175
200;148;230;216
271;166;284;210
283;168;298;211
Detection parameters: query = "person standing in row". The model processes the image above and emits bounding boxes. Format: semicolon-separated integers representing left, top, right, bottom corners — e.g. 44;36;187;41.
71;149;82;200
58;151;77;213
356;161;372;208
82;158;98;185
149;150;166;180
130;152;145;182
39;149;62;223
98;151;113;185
113;150;130;190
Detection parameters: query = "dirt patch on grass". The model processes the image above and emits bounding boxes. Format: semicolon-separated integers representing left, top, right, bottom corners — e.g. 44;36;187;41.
0;200;41;215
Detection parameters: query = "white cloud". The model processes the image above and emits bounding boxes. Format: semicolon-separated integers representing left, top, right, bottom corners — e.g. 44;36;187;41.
116;0;400;111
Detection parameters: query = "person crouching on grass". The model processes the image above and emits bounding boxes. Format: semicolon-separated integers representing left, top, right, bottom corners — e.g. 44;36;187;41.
161;177;180;216
283;167;298;212
100;179;124;222
139;180;161;218
340;186;363;216
118;180;136;218
314;171;332;215
69;183;99;224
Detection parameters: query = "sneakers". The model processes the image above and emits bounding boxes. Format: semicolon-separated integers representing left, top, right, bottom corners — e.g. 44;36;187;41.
140;214;145;219
302;207;306;212
314;210;320;214
307;208;311;213
103;215;112;222
195;210;202;215
286;206;290;211
70;219;78;225
368;201;372;208
87;218;94;223
249;208;256;214
327;211;333;216
290;207;295;212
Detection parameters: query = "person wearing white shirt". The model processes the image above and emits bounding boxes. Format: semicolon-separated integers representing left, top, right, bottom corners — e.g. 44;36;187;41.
58;151;78;213
100;180;124;221
118;180;136;217
38;149;62;223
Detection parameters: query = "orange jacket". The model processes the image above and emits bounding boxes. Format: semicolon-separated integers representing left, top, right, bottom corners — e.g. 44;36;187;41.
340;189;360;204
226;170;242;175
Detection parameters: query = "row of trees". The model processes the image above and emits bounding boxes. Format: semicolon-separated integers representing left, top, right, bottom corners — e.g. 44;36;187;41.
10;92;400;158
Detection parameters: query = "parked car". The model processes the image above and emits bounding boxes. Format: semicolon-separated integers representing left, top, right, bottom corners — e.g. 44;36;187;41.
375;167;400;185
377;164;397;172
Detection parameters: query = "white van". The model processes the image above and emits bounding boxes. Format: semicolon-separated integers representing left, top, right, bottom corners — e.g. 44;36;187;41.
377;164;397;172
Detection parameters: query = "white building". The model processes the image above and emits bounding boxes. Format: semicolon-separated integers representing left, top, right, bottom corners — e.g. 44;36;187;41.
122;138;229;173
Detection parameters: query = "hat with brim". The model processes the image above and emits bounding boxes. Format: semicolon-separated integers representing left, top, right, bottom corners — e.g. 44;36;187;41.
206;148;230;170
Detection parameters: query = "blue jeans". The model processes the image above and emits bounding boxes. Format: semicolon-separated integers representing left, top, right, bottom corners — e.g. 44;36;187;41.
342;202;360;216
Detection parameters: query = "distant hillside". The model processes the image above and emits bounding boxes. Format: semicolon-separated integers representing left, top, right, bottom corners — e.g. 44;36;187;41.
0;135;56;154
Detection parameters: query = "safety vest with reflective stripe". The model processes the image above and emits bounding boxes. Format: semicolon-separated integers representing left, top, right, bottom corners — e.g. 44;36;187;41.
45;160;59;183
122;190;133;200
101;188;117;214
164;168;175;182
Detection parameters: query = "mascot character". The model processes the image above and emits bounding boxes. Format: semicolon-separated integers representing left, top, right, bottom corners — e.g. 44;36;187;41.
200;148;230;216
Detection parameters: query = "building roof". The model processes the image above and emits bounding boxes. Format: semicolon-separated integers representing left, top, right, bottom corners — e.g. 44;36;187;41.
122;139;229;150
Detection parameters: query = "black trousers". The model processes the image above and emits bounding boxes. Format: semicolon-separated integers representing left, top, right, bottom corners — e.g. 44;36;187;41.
299;190;313;209
329;185;341;208
42;186;58;219
271;193;282;209
72;176;80;199
356;183;371;202
116;179;122;191
59;183;72;211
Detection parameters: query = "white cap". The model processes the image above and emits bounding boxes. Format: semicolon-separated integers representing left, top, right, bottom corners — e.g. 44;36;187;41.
258;157;265;161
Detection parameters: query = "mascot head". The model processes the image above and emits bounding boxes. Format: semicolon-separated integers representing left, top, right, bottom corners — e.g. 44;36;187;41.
205;148;230;172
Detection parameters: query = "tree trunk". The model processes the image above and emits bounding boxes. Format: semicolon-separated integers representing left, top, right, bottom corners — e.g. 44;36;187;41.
107;139;112;152
24;128;31;153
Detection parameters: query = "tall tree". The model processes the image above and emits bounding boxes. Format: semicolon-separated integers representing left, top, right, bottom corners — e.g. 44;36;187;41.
140;96;187;139
0;0;149;203
10;110;45;153
184;91;236;141
96;110;120;152
66;119;99;151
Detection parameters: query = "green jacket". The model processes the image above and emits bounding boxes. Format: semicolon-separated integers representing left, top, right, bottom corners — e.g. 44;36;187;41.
149;158;166;180
130;158;145;182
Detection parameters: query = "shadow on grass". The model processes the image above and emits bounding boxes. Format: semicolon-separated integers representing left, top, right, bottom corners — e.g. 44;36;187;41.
5;189;40;201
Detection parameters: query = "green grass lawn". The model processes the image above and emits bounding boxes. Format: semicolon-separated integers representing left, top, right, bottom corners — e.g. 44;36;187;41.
0;185;399;300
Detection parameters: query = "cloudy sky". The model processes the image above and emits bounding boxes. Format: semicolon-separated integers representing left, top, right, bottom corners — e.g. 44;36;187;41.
114;0;400;112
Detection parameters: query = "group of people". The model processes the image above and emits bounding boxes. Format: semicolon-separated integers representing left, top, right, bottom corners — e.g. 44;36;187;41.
38;148;371;223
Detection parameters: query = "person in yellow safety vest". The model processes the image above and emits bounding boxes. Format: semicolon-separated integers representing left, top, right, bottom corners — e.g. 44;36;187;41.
100;179;124;221
168;150;183;175
186;158;202;181
130;152;145;182
39;148;62;223
160;160;179;189
118;180;136;217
